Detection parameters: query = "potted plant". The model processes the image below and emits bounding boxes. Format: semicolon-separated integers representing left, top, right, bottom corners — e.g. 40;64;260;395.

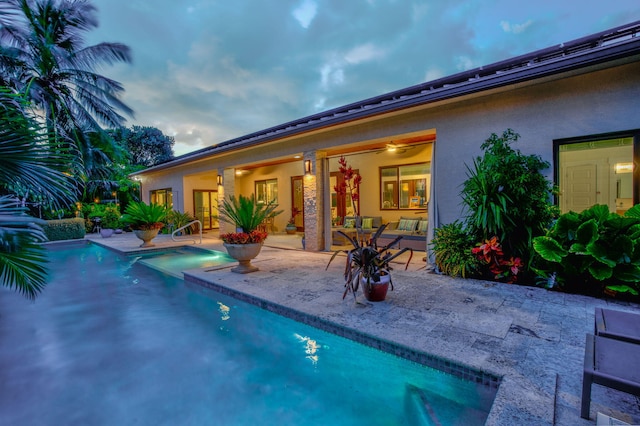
218;194;282;273
99;206;121;238
327;224;413;302
285;207;300;234
120;201;167;247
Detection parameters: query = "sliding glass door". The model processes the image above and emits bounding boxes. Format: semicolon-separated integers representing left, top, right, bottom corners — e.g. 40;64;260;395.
193;190;219;230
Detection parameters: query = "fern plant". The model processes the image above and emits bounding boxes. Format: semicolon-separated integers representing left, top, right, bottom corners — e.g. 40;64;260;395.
431;221;480;278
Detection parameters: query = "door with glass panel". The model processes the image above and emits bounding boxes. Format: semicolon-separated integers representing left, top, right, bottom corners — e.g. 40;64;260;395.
558;137;634;215
193;190;219;230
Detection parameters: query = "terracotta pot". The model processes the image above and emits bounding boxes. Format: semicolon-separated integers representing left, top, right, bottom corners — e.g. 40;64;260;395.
361;273;391;302
224;242;263;274
133;229;160;248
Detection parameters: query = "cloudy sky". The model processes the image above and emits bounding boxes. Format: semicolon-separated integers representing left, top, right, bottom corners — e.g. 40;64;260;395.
87;0;640;156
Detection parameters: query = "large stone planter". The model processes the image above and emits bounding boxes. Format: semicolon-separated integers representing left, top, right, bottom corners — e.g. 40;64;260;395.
223;242;263;274
133;229;160;248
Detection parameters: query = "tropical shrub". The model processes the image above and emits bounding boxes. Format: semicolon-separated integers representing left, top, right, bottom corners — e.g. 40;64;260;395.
42;218;86;241
532;204;640;299
121;201;167;230
472;237;523;283
460;129;557;273
217;194;282;233
431;221;480;278
165;210;197;234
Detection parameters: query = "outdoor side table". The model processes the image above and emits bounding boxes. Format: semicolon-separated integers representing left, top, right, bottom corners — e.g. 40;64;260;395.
595;307;640;344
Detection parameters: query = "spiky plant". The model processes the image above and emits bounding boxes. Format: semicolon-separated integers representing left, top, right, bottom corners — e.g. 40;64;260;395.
217;194;282;233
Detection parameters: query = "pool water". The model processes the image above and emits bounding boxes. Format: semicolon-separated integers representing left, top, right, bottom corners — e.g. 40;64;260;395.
0;243;495;425
133;246;235;277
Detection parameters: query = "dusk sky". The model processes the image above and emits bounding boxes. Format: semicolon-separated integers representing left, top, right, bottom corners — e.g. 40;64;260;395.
87;1;640;156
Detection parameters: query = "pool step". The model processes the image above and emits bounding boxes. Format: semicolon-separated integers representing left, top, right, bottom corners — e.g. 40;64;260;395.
404;383;488;426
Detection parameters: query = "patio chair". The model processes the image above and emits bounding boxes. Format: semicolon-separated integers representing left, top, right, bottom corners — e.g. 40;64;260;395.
581;333;640;419
594;307;640;344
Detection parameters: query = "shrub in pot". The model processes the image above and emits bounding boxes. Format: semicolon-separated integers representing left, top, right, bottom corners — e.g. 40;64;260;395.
327;224;413;302
217;194;282;273
120;201;167;247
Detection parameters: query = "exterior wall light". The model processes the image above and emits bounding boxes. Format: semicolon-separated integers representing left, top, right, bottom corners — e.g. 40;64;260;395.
304;159;312;175
217;175;223;186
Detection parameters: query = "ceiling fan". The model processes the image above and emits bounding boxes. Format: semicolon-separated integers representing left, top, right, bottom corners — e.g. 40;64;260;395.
376;142;414;154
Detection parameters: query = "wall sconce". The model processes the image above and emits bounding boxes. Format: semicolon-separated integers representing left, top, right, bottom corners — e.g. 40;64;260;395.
217;175;223;186
304;159;312;175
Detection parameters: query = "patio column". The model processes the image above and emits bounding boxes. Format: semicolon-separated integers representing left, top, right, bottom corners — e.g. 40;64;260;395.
218;168;236;234
303;151;326;251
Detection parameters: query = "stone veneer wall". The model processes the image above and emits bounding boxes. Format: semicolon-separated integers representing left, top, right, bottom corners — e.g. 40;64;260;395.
303;151;325;251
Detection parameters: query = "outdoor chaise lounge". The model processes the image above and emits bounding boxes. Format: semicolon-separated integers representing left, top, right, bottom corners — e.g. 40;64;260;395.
581;308;640;419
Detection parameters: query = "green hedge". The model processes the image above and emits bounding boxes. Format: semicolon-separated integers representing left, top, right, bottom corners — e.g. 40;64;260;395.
43;218;86;241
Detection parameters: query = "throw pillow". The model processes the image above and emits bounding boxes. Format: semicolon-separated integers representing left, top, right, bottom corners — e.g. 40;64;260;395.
362;217;373;229
399;219;418;231
418;220;428;233
344;219;355;228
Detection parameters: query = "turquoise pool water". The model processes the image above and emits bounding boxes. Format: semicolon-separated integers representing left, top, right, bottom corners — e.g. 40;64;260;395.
0;242;495;425
133;246;235;277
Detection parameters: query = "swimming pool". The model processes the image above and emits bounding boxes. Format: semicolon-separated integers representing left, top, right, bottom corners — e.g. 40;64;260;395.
0;242;495;425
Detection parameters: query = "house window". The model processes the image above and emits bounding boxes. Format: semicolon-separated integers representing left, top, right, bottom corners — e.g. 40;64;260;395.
150;188;173;209
556;133;638;215
380;163;430;210
255;179;278;204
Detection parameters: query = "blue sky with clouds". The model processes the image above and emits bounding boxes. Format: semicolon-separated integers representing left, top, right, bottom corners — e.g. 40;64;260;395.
87;0;640;156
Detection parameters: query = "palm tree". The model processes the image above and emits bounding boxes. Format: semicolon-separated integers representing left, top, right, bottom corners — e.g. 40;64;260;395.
0;0;133;180
0;88;77;299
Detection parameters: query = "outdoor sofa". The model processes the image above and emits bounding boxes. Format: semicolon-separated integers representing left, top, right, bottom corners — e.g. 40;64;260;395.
376;216;427;251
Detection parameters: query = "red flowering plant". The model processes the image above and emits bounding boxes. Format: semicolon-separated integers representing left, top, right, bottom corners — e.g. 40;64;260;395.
220;230;268;244
334;156;362;218
471;236;523;283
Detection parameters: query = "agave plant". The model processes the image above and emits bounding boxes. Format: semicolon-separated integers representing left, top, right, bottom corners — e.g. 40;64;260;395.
217;194;282;234
121;201;167;230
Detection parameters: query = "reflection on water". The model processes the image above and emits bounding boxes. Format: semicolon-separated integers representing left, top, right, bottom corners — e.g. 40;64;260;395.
294;333;321;365
0;243;495;426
